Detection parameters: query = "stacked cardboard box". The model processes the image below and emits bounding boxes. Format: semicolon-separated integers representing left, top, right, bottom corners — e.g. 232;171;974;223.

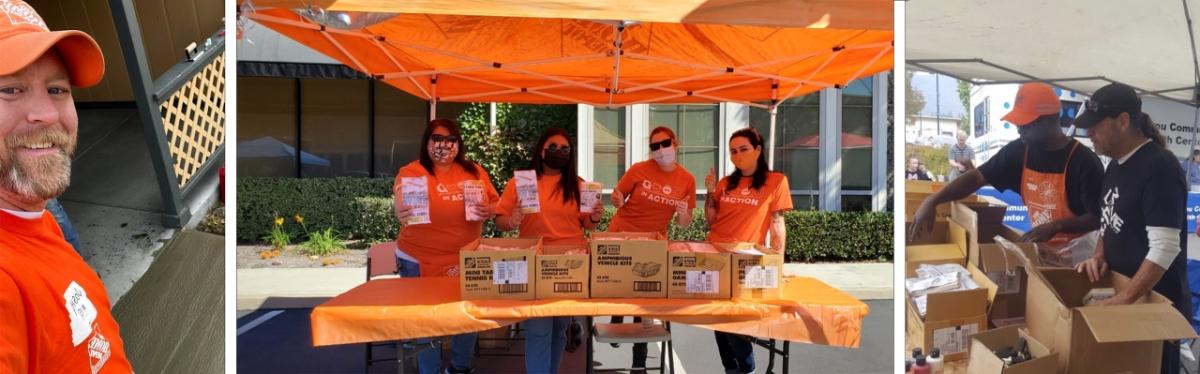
589;232;669;298
459;238;542;300
905;216;989;362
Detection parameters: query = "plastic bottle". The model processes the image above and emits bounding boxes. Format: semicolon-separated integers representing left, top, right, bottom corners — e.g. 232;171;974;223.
912;355;931;374
928;348;944;373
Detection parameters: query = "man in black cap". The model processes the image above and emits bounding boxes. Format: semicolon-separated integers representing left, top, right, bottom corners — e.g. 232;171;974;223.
1074;82;1191;374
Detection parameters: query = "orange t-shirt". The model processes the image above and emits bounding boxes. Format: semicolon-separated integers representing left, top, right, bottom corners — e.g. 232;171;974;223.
608;160;696;235
497;173;589;246
394;161;500;276
706;172;793;245
0;210;133;373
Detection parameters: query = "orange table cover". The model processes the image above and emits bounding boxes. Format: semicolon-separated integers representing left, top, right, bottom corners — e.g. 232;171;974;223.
310;276;868;348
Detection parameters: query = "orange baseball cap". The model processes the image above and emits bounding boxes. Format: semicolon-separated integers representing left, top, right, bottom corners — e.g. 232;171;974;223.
0;0;104;87
1000;82;1061;126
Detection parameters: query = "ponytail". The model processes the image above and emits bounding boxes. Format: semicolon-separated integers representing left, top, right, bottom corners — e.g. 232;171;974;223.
1136;113;1167;147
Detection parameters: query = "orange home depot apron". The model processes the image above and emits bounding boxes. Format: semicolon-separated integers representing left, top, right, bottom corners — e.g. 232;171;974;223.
1021;141;1082;245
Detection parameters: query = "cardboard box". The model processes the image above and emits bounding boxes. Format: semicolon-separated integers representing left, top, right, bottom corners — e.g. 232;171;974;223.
966;326;1057;374
535;244;590;299
907;219;969;257
906;198;951;222
590;232;668;298
666;242;732;299
1024;267;1197;373
905;266;989;362
972;242;1040;328
460;238;541;300
906;243;966;278
718;242;785;300
905;180;945;200
950;200;1009;237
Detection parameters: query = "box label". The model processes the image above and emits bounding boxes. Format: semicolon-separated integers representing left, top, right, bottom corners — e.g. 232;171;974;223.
685;271;719;294
932;324;978;355
744;266;779;289
492;260;528;285
634;281;662;292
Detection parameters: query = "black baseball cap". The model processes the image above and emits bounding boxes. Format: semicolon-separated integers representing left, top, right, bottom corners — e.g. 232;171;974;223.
1073;83;1141;129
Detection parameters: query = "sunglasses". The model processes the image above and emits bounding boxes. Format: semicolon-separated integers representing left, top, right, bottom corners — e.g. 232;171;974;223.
649;139;673;151
430;134;460;143
545;144;572;154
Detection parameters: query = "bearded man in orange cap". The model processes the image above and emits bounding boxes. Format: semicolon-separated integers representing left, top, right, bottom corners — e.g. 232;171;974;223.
910;82;1104;247
0;0;133;372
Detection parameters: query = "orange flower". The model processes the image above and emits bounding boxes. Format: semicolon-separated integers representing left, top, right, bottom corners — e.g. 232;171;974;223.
293;213;304;224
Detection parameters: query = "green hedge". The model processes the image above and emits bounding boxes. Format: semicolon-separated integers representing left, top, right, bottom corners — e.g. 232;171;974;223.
238;177;893;262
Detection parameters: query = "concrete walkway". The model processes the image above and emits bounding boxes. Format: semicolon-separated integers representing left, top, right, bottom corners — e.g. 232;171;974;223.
65;107;220;304
236;262;894;311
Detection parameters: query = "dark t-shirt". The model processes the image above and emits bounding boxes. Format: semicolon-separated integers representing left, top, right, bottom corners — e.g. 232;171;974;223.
977;139;1104;217
906;170;931;181
1101;141;1191;316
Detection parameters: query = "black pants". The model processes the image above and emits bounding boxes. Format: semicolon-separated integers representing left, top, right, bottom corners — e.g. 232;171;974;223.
1163;340;1180;374
714;331;755;373
609;316;648;368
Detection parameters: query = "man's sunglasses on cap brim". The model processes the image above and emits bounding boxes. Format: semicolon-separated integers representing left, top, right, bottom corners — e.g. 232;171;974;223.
649;139;672;151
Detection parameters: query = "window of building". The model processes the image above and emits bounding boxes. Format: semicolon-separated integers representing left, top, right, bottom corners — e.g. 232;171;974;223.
300;79;370;177
593;107;626;188
650;104;719;191
974;98;989;137
373;80;427;178
237;77;298;177
842;76;874;193
751;95;820;192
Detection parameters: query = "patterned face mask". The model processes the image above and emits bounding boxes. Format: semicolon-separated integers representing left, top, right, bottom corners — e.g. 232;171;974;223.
429;140;458;163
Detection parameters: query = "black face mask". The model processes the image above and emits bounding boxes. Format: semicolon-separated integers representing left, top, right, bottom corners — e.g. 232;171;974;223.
544;152;570;170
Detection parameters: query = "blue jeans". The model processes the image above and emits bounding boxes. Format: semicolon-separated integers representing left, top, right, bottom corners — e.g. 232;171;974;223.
47;198;81;254
524;317;570;374
714;331;755;373
398;258;477;373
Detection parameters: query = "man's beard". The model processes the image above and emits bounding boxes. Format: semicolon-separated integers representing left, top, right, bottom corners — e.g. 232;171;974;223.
0;131;74;201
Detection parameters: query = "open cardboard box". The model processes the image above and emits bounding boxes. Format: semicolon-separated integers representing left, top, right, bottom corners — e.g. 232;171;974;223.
1024;267;1197;373
460;238;542;300
950;199;1010;246
590;232;669;298
966;326;1057;374
905;264;990;362
972;239;1040;328
907;219;969;258
536;244;590;299
906;242;966;278
906;198;950;222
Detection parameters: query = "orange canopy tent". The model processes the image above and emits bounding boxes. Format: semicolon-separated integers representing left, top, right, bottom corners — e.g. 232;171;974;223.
243;1;893;111
244;1;892;166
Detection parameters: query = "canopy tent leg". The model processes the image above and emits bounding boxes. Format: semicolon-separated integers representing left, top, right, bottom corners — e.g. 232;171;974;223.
430;75;438;119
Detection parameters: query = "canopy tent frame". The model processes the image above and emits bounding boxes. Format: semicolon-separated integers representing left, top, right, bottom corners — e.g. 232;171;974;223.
245;11;893;113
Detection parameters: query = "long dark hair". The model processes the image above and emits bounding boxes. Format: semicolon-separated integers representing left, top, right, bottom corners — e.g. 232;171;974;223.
419;118;479;178
1135;112;1167;147
530;127;580;203
726;128;770;191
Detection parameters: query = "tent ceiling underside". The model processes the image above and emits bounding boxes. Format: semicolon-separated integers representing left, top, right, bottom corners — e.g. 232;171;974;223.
247;10;894;108
907;0;1200;106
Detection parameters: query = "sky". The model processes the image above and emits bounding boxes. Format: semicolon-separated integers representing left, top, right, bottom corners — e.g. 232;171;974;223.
909;72;965;118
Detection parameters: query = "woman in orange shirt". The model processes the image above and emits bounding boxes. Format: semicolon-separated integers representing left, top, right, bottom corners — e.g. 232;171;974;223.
496;127;602;373
704;128;793;374
606;126;697;371
394;118;500;374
